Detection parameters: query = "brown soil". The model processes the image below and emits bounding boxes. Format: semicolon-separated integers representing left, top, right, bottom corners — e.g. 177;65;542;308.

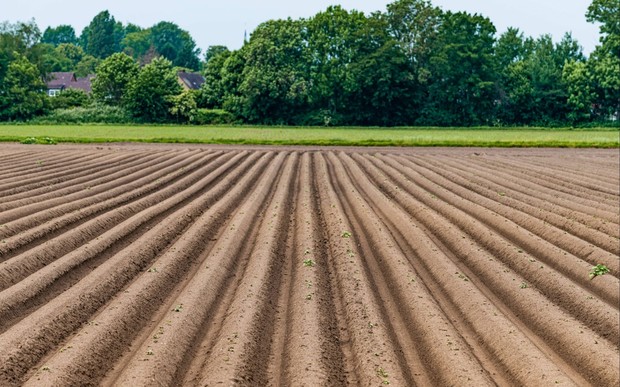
0;143;618;386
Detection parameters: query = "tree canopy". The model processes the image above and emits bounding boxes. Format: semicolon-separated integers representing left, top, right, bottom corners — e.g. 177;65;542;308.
0;0;618;125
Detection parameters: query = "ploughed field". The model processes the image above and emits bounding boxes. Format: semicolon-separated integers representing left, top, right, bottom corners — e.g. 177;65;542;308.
0;143;618;386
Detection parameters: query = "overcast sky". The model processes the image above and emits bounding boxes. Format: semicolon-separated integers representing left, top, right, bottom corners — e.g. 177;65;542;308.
2;0;600;56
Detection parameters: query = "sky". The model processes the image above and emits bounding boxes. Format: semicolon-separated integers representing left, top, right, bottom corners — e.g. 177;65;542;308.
2;0;601;56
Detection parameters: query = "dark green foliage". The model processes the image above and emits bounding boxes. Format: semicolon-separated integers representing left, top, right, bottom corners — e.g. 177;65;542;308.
48;89;90;110
190;109;237;125
203;45;229;65
81;11;117;58
0;53;47;121
31;103;133;124
124;57;182;122
237;18;310;124
150;22;200;70
421;11;497;126
198;49;230;108
75;55;101;78
42;25;77;46
1;1;619;126
91;52;139;105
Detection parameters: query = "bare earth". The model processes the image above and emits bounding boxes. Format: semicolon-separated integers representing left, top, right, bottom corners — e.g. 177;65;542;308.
0;143;618;386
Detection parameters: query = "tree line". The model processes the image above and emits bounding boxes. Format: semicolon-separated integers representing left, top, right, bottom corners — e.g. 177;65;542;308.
0;0;618;126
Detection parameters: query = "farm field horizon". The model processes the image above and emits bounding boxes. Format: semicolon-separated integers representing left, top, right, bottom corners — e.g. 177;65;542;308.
0;125;619;148
0;143;618;386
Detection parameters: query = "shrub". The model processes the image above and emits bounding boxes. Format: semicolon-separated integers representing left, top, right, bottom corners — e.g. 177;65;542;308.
190;108;237;125
31;103;133;124
48;89;90;110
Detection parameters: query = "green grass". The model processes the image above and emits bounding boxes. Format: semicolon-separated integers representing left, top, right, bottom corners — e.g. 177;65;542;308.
0;125;618;148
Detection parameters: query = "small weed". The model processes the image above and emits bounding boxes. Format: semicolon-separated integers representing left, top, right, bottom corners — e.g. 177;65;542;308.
146;348;154;356
173;304;183;312
498;192;506;197
303;259;315;267
519;282;528;289
148;267;158;273
306;293;313;300
589;264;609;280
377;367;389;379
41;366;50;371
341;231;352;238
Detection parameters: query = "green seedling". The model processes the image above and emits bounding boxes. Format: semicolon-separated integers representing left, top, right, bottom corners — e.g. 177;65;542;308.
303;259;315;267
519;282;528;289
173;304;183;312
341;231;352;238
589;264;609;280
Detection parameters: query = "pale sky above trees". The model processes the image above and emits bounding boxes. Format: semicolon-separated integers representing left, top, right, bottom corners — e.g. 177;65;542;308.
3;0;600;55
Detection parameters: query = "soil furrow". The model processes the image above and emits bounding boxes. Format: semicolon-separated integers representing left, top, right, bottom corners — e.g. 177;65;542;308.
327;152;497;386
342;152;587;385
478;155;620;197
419;155;620;241
101;152;287;386
0;152;128;194
423;154;619;217
374;154;620;339
0;152;109;181
267;152;348;386
0;152;253;332
0;144;615;386
0;152;161;209
389;154;620;280
310;152;415;386
0;151;225;272
0;151;274;386
361;154;619;386
0;150;200;227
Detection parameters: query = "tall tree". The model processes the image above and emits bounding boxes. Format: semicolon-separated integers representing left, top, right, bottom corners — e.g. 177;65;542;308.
150;22;200;70
42;25;77;46
384;0;441;122
306;6;368;124
237;18;310;123
583;0;620;121
204;45;229;65
125;56;182;122
0;53;47;121
422;11;498;125
82;11;116;58
199;48;231;108
91;52;139;105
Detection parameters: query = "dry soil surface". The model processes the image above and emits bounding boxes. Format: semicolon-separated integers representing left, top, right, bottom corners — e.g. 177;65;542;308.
0;143;618;386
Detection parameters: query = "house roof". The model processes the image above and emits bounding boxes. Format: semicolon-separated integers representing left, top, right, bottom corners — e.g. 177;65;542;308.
178;71;205;90
47;72;76;89
72;75;95;93
46;72;95;93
